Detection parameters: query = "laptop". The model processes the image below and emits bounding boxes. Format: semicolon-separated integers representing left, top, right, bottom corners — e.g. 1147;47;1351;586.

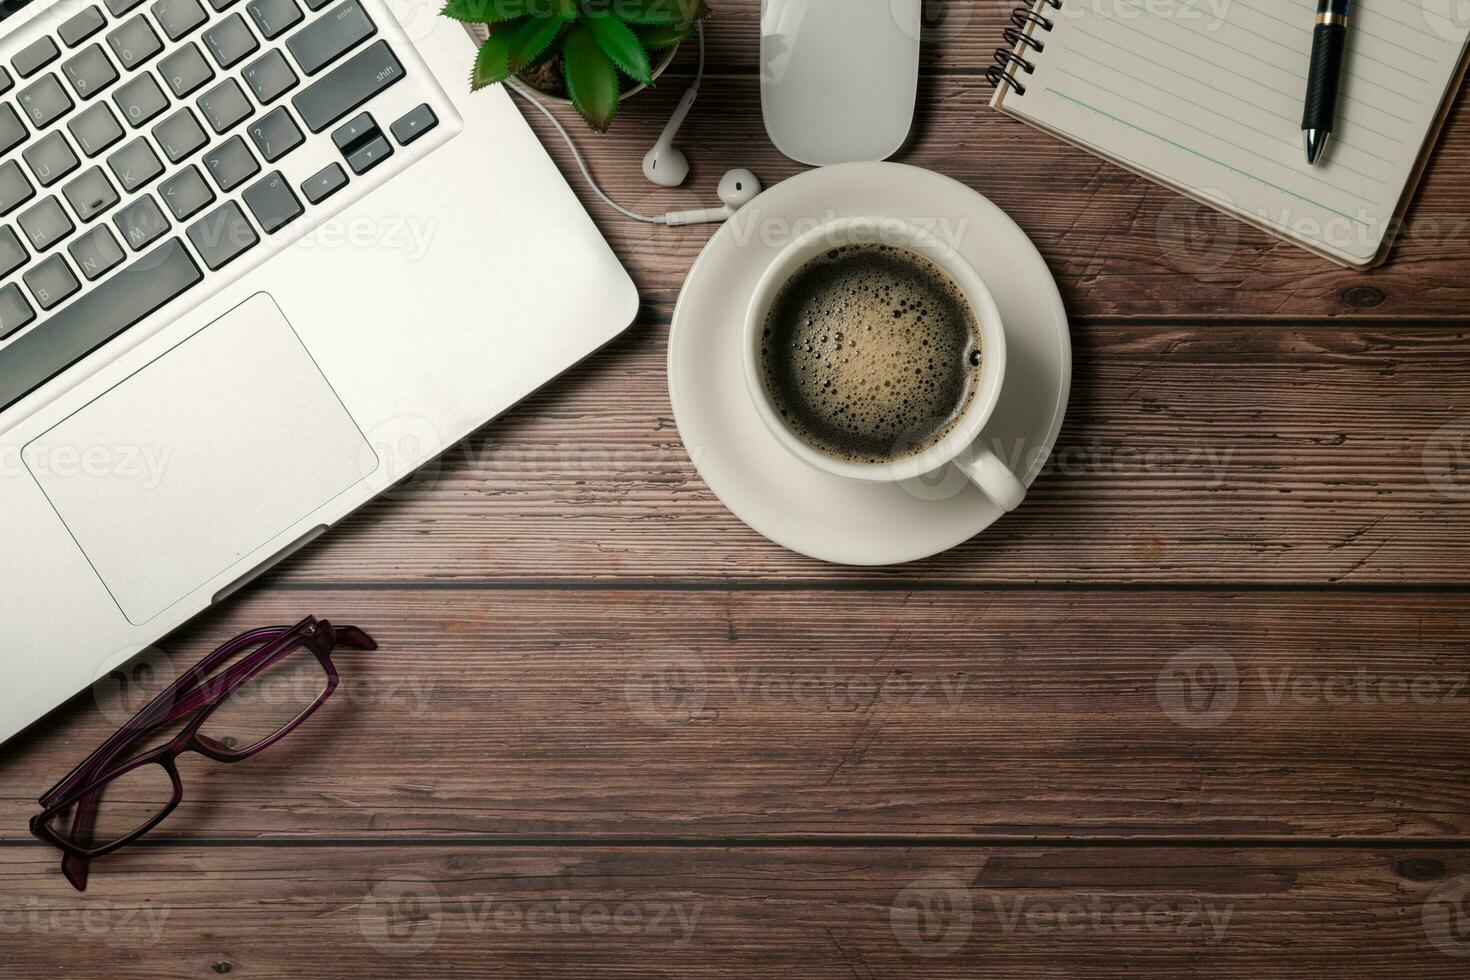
0;0;638;743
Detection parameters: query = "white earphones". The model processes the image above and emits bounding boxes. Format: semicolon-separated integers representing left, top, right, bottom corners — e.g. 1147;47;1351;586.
643;88;698;187
506;23;760;226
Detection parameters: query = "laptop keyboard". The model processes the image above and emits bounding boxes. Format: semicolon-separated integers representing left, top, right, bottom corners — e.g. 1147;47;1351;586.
0;0;440;414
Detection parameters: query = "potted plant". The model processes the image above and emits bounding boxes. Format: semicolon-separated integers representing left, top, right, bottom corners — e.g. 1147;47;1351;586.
443;0;709;132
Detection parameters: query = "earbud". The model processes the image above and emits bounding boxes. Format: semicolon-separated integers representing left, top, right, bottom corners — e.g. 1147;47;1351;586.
662;169;763;225
642;87;698;187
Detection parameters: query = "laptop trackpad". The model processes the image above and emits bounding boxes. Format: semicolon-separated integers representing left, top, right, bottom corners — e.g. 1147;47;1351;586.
24;293;373;625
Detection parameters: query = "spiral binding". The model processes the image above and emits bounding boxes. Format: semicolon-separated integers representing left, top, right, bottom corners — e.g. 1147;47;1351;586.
986;0;1062;97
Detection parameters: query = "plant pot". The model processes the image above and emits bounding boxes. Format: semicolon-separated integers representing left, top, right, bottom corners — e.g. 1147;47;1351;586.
517;43;680;105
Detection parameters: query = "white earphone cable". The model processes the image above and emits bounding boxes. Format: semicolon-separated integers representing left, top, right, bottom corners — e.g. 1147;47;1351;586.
504;22;707;226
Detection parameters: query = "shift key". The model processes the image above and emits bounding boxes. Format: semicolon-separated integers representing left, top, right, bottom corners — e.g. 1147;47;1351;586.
292;40;403;133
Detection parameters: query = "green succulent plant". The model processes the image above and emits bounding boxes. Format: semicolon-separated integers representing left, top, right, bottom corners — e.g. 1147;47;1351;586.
442;0;709;132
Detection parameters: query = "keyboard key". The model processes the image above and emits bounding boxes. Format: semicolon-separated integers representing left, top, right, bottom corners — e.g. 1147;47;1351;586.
62;165;119;221
151;0;208;40
242;170;300;232
293;40;401;133
206;0;239;10
14;38;59;78
106;15;164;70
18;195;74;251
22;131;80;187
300;161;345;204
247;105;302;161
0;227;27;278
187;200;256;269
17;74;75;129
0;283;35;340
331;111;389;174
247;0;301;39
113;73;169;127
62;44;119;100
114;193;170;250
241;49;297;104
24;254;80;310
152;107;208;161
303;0;331;9
68;225;126;279
0;104;26;154
106;136;163;191
0;67;13;96
60;7;109;47
69;103;125;156
197;77;252;132
0;238;202;413
104;0;148;15
391;103;437;145
286;0;373;75
0;161;35;216
201;134;257;190
159;42;214;97
203;14;258;68
159;164;213;220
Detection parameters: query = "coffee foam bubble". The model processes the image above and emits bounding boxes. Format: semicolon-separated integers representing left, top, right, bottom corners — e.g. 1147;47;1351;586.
760;244;982;465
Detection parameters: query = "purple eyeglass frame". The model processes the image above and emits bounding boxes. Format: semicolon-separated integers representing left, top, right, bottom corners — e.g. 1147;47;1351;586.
30;616;377;891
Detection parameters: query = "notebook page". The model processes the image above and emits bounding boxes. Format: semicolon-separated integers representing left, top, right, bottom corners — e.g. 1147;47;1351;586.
993;0;1470;265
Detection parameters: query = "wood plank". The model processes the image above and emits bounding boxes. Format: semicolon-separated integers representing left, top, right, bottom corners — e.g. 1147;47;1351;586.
249;322;1470;585
1;844;1467;977
517;73;1470;320
5;588;1469;839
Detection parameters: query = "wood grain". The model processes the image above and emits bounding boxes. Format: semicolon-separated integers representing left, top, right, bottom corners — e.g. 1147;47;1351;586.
1;844;1467;978
5;587;1468;840
522;71;1470;320
3;5;1469;977
237;322;1470;585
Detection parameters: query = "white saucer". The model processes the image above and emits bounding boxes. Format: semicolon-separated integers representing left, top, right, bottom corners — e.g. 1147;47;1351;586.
668;162;1072;566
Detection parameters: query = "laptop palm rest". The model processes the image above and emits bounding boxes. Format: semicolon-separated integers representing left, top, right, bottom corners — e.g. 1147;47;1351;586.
23;293;373;625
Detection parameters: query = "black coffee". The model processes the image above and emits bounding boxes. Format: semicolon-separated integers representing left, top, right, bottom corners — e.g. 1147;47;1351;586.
759;243;982;465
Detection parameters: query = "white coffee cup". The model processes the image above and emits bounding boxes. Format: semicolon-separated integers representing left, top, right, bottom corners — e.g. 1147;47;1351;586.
743;217;1026;512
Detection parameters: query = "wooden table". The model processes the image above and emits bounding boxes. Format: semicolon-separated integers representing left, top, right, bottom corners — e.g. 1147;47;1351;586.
5;3;1470;975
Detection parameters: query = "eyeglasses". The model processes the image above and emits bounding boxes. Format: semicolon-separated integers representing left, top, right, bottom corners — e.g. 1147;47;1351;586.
31;617;377;891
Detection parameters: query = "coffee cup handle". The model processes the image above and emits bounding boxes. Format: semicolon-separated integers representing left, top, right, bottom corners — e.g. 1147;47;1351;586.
954;443;1027;513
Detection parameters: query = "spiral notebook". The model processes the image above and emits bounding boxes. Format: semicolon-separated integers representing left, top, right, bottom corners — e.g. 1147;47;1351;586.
988;0;1470;268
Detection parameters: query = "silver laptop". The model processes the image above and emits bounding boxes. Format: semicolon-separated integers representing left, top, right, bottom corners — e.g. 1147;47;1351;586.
0;0;637;743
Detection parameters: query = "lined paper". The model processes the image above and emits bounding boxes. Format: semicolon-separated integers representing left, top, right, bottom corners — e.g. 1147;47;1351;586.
993;0;1470;265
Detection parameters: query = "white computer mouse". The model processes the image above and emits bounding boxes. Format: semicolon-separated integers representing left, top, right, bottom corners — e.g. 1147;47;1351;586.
760;0;921;166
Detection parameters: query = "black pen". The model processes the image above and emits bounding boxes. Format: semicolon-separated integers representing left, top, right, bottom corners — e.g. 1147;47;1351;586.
1303;0;1351;165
